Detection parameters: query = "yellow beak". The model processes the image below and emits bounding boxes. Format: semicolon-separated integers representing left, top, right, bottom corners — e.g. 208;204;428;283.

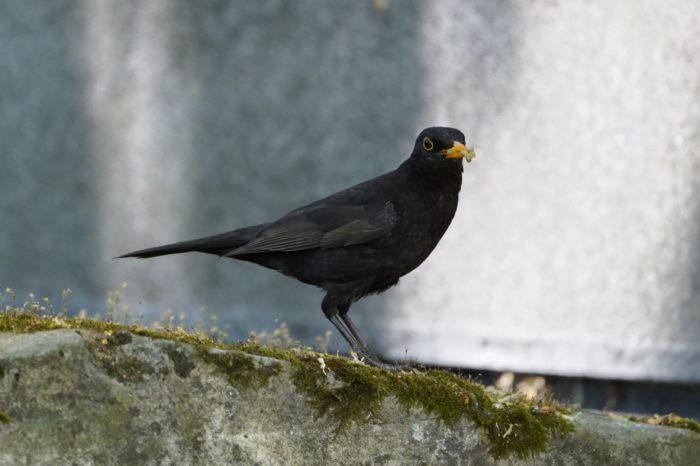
443;141;476;162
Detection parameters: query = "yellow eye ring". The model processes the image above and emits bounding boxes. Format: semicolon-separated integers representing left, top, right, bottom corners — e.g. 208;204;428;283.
422;137;434;151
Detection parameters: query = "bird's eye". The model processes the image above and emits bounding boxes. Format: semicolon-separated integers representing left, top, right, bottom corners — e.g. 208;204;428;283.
422;137;434;151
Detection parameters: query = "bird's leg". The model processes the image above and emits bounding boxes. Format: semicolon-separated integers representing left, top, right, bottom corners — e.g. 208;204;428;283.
339;305;413;371
327;314;361;354
337;303;380;362
322;294;408;371
322;294;365;357
334;316;385;367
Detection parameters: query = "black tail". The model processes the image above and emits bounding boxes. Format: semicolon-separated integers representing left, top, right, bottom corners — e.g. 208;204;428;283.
117;224;264;259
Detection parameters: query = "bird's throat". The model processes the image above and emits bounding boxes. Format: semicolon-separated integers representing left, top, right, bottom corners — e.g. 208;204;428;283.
403;156;463;192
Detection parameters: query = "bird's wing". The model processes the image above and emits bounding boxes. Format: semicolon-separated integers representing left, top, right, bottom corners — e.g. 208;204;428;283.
224;197;397;256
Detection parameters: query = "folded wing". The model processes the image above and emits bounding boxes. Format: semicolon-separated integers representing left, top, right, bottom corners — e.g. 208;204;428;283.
224;198;396;257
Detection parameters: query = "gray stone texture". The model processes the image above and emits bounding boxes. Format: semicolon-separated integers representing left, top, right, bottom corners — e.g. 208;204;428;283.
1;1;699;381
1;329;699;465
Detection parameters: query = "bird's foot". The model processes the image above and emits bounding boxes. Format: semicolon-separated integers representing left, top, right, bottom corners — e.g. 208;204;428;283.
351;351;414;372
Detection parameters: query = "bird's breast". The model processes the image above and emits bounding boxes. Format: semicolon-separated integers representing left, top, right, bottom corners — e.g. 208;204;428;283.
389;189;459;276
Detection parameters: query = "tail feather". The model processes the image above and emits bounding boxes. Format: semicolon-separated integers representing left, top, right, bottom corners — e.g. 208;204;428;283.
117;224;264;259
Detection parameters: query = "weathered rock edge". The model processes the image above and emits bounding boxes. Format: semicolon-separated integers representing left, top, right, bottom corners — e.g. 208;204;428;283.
0;328;698;465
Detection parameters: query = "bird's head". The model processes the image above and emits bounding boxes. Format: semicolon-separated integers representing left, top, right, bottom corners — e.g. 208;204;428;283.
412;127;475;164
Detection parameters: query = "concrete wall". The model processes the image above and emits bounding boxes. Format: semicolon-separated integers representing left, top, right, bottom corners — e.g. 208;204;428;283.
381;1;700;382
1;1;699;381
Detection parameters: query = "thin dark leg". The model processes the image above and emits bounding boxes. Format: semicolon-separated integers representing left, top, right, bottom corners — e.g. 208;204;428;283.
327;314;361;353
321;294;408;371
339;312;378;360
322;294;365;355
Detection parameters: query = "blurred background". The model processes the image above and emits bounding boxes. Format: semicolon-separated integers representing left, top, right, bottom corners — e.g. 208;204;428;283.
1;1;699;419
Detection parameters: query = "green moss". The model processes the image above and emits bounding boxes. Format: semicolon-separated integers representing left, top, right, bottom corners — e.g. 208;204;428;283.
0;406;10;424
291;354;387;434
234;342;575;459
81;335;155;383
100;352;155;383
627;413;700;434
0;308;574;459
0;308;220;348
386;369;575;459
197;348;282;391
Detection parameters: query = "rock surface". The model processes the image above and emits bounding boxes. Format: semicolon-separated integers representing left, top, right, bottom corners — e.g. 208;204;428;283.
0;329;698;465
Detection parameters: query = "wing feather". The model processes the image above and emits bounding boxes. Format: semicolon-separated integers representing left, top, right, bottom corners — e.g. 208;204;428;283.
225;198;396;257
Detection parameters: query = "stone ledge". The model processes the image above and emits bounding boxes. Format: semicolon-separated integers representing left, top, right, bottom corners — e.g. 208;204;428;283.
0;327;698;465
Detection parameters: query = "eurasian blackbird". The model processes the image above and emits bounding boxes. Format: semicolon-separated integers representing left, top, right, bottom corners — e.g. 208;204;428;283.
119;127;475;368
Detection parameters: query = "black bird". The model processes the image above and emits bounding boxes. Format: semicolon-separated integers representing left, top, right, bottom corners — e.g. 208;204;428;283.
119;127;475;368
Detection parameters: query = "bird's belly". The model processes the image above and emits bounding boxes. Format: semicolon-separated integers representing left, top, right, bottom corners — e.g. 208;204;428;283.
239;246;397;292
238;194;457;296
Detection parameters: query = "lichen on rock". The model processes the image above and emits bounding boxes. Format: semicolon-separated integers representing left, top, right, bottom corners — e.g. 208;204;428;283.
0;406;10;424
